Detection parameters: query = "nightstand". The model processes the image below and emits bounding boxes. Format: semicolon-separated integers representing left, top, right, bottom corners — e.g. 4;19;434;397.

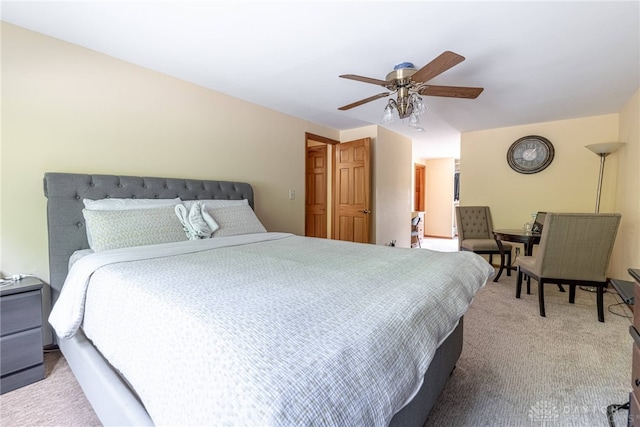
0;277;45;394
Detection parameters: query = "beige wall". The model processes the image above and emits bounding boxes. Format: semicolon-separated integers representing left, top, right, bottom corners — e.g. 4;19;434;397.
1;22;339;282
460;101;639;280
373;126;412;248
424;158;456;238
1;23;417;289
611;90;640;278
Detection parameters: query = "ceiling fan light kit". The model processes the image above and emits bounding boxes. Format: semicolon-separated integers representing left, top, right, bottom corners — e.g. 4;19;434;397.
382;93;427;127
338;51;484;129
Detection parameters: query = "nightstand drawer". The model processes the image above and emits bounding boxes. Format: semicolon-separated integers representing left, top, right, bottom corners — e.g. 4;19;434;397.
634;343;640;402
0;290;42;336
632;391;640;427
0;328;43;376
0;363;45;395
636;283;640;331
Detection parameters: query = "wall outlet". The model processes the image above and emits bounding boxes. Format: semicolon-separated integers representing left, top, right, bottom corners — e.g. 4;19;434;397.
515;247;521;255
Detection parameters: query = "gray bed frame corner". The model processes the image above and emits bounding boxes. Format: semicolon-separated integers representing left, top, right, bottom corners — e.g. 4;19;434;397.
43;171;461;427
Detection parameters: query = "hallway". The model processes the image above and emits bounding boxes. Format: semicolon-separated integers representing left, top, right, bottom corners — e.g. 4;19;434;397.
421;237;458;252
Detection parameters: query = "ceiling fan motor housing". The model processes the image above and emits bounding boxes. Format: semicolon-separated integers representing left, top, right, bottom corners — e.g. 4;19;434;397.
386;67;417;83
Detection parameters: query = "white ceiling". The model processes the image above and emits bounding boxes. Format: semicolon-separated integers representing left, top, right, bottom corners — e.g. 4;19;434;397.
2;1;639;158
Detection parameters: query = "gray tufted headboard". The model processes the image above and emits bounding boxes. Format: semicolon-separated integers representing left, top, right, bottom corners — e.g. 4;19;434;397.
43;172;254;303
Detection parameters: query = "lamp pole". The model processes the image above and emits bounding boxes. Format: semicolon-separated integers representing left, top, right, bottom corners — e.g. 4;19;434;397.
585;142;624;213
594;153;607;213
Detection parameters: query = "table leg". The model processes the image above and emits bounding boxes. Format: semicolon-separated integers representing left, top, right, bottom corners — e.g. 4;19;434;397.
493;238;505;282
522;243;533;292
524;243;533;256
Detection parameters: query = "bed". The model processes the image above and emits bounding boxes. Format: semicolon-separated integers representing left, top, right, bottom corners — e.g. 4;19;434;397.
43;172;493;426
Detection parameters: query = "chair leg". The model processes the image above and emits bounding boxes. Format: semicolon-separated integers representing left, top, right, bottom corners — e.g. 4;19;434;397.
597;286;605;322
527;276;531;295
569;285;576;303
538;280;546;317
516;268;523;298
489;253;493;265
506;251;512;277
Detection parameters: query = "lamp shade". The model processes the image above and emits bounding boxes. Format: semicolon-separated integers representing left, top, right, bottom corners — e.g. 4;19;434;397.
585;142;625;155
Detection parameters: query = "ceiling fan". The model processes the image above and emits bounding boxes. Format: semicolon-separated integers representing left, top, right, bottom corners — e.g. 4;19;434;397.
338;51;483;124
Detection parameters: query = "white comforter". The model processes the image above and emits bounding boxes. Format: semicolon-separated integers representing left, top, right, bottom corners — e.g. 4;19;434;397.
50;233;494;426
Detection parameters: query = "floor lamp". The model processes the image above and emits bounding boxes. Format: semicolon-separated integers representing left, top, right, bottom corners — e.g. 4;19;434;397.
585;142;625;213
580;142;624;293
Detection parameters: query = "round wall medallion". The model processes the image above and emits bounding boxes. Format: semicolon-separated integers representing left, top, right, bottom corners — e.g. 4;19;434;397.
506;135;554;174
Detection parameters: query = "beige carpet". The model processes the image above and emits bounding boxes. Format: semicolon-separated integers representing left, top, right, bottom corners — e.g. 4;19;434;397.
0;273;633;426
0;350;100;426
425;274;634;427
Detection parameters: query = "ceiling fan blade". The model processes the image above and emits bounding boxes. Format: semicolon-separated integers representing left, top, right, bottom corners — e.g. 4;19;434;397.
411;51;465;83
418;85;484;99
338;92;390;110
339;74;390;87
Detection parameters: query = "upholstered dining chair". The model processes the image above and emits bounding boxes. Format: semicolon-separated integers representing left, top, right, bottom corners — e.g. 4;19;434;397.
455;206;512;272
514;212;621;322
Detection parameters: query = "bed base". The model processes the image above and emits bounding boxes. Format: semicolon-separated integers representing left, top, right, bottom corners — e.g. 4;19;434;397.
58;329;153;426
390;317;463;427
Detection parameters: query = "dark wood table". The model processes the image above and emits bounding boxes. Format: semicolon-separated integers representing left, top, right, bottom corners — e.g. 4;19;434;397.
492;229;541;282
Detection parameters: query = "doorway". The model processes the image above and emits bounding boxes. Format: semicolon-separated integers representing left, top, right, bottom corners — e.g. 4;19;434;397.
305;144;328;237
304;133;372;243
305;133;338;238
414;163;426;212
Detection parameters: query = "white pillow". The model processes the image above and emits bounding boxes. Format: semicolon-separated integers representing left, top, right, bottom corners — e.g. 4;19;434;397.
207;204;267;237
183;199;248;210
83;197;181;210
82;206;187;252
83;198;182;246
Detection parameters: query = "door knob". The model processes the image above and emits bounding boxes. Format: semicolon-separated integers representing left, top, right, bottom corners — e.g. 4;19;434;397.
358;209;371;214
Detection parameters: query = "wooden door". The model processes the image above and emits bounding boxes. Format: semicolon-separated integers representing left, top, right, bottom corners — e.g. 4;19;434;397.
305;145;327;237
414;164;425;212
333;138;371;243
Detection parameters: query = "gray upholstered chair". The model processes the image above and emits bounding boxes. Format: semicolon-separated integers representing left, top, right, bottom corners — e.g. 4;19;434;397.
455;206;512;272
514;212;621;322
